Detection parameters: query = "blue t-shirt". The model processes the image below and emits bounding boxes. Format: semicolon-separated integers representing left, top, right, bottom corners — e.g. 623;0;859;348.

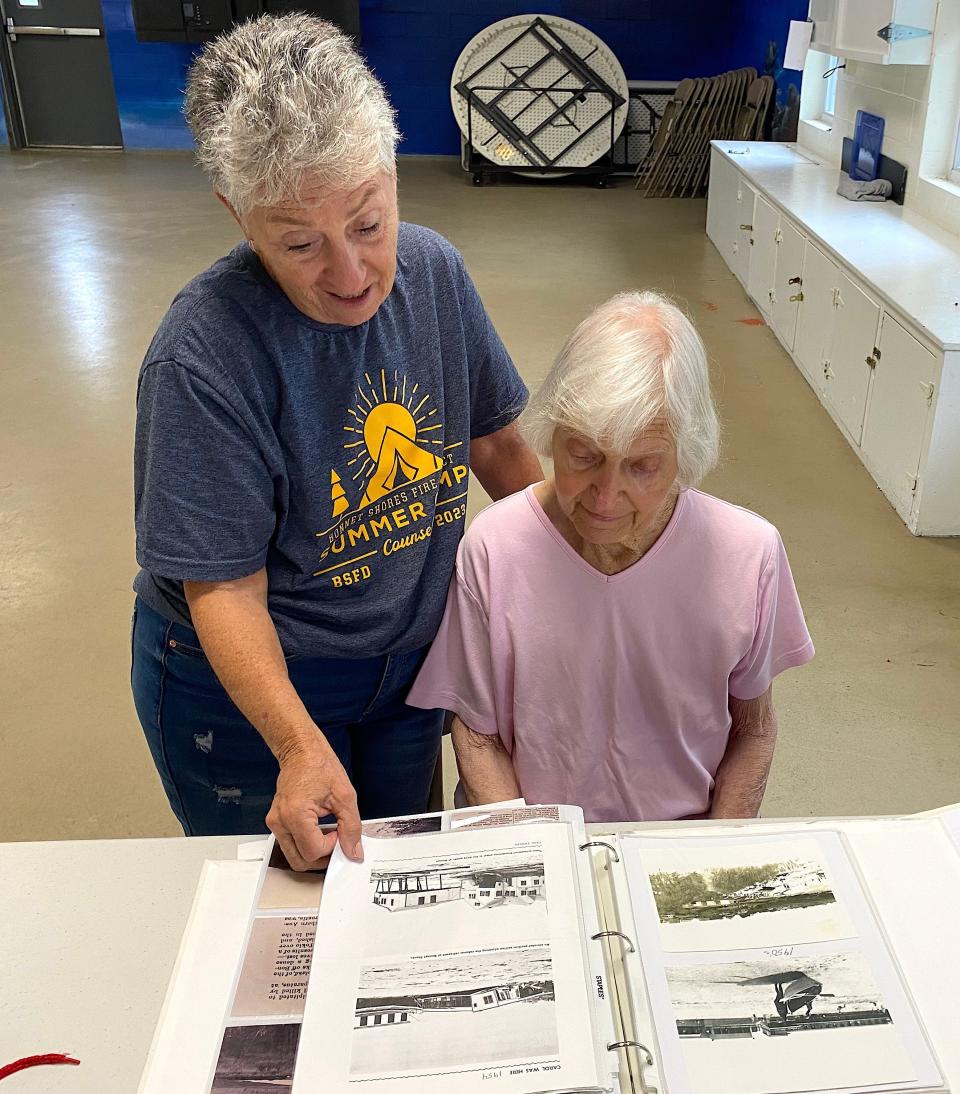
134;223;527;658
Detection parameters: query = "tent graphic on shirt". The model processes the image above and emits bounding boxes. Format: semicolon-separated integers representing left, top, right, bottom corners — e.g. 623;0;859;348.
333;370;444;517
360;422;443;506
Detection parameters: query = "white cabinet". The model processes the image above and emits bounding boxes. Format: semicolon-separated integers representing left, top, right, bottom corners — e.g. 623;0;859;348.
823;272;881;444
770;218;806;352
808;0;936;65
747;195;779;319
734;180;757;287
794;241;839;390
706;149;740;269
706;140;960;535
861;314;937;518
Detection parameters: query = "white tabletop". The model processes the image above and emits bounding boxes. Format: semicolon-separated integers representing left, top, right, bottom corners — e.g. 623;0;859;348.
711;140;960;352
1;836;247;1093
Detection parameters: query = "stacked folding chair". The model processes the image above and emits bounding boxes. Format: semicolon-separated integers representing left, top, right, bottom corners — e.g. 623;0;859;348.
636;69;774;198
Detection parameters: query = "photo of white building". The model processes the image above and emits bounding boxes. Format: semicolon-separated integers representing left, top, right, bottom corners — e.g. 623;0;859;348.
371;858;546;912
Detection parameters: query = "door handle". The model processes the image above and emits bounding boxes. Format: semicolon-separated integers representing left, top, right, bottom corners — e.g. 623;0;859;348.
739;223;753;231
789;292;804;302
866;355;877;368
4;20;101;40
788;276;802;285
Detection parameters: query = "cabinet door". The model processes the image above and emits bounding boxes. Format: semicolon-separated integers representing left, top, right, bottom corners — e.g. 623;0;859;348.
861;313;938;518
706;149;739;269
734;181;756;287
794;240;839;391
808;0;837;51
834;0;934;64
771;217;805;352
823;273;880;444
747;195;779;317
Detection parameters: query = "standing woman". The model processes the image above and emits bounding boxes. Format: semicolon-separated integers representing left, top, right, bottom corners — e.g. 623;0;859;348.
131;14;541;868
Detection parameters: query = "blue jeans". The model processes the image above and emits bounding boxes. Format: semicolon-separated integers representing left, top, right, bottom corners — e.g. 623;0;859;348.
131;598;442;836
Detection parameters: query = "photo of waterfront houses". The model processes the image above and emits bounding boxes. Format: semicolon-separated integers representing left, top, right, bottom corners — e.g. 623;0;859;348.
371;852;546;912
639;837;856;950
651;858;832;923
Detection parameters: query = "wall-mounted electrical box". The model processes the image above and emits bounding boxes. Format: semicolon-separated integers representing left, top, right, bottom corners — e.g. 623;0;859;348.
131;0;360;44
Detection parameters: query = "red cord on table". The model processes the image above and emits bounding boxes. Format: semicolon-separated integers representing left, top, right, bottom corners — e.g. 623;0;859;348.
0;1054;81;1081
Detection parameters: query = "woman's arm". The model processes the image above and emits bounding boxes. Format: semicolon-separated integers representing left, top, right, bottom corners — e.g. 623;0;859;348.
184;570;363;869
469;422;543;501
709;686;778;819
451;714;521;805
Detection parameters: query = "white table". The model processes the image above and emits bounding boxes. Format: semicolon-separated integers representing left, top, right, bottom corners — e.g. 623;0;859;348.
1;836;248;1092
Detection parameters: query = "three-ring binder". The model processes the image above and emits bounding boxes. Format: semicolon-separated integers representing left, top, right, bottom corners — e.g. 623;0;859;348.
606;1039;654;1066
591;929;636;954
578;839;620;862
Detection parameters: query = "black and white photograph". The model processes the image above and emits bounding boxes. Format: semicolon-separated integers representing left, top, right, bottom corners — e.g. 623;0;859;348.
641;837;856;950
350;946;559;1077
362;815;444;838
664;952;915;1094
210;1021;301;1093
367;846;548;951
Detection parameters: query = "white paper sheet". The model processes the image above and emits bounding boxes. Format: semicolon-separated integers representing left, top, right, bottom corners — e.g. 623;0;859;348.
293;823;605;1094
784;19;813;70
618;829;943;1094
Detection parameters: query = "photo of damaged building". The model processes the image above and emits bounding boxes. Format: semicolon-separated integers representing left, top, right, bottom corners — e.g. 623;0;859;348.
371;861;546;912
355;979;555;1028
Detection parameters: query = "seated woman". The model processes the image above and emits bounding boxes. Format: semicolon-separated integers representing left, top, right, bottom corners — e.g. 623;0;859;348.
407;291;814;822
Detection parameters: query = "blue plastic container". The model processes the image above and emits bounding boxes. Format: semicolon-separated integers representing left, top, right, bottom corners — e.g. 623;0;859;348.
849;110;885;182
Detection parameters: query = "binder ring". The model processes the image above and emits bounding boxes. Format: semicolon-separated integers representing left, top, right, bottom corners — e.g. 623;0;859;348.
606;1040;654;1066
591;929;636;954
578;839;620;862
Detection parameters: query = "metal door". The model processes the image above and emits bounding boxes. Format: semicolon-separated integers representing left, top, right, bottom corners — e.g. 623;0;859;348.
1;0;122;147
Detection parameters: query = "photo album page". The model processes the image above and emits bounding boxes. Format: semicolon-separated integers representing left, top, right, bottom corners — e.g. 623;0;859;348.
292;820;611;1094
614;829;945;1094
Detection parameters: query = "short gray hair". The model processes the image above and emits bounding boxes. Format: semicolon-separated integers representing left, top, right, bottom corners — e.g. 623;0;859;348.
184;13;399;215
524;291;720;487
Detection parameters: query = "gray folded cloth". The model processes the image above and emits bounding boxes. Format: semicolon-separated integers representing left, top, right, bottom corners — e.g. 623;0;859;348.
837;174;893;201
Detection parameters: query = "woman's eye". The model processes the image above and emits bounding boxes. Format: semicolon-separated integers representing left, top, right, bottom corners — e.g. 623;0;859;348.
359;222;381;236
286;242;313;252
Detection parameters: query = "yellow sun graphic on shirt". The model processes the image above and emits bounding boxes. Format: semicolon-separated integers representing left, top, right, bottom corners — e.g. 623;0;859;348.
333;369;444;518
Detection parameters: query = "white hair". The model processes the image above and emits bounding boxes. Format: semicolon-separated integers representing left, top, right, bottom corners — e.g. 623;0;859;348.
184;13;399;215
524;291;720;487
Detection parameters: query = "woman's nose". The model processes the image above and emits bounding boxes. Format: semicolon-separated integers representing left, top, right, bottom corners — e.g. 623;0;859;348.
325;244;366;294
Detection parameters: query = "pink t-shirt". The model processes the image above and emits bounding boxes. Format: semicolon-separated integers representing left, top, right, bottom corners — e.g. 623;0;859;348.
407;486;814;822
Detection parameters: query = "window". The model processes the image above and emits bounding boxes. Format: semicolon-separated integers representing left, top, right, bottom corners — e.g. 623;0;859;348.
950;110;960;185
823;55;841;118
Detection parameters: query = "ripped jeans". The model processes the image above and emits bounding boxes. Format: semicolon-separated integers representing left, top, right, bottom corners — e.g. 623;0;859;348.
131;598;443;836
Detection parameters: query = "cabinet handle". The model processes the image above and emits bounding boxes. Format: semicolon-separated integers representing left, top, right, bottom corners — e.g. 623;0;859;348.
866;355;877;368
739;223;753;230
788;276;802;285
789;292;804;302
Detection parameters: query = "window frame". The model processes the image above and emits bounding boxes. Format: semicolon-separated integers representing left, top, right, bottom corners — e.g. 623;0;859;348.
822;55;841;121
949;108;960;185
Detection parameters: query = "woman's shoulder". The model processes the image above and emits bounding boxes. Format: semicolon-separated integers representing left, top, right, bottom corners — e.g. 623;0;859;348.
459;487;540;560
681;489;782;549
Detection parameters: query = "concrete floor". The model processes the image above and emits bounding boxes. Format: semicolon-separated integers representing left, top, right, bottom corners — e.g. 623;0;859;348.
0;151;957;843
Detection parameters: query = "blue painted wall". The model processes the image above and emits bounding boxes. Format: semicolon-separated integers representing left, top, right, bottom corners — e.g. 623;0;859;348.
101;0;199;150
97;0;805;153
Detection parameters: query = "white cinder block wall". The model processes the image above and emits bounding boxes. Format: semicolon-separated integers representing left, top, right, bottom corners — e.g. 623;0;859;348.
797;1;960;237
